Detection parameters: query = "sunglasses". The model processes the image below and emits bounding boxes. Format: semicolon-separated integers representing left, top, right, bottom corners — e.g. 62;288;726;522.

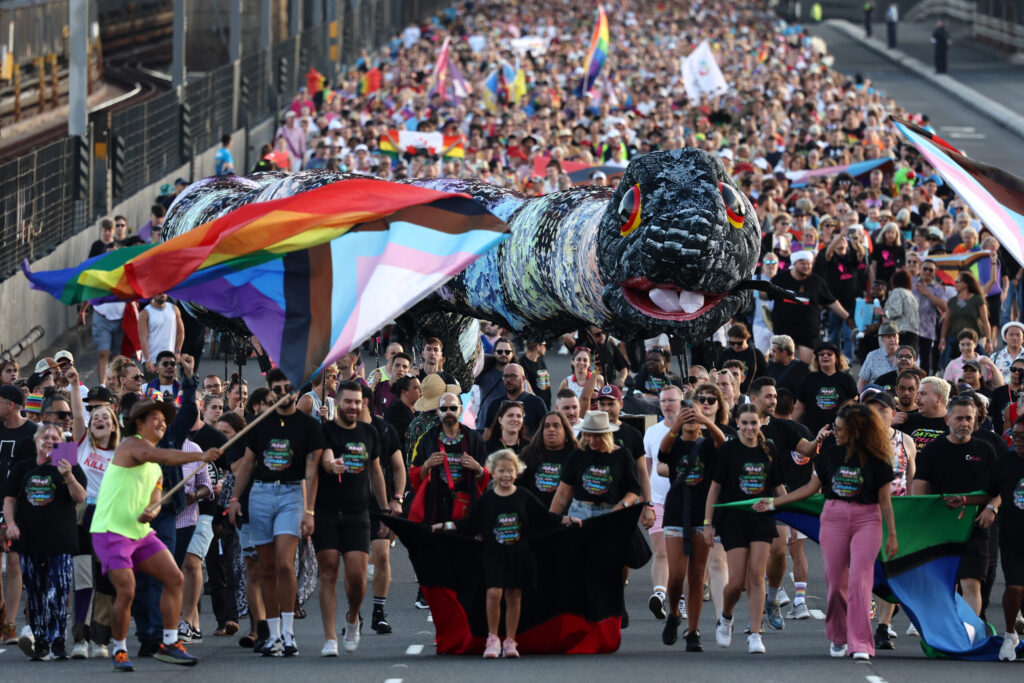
47;411;73;419
160;361;177;368
729;340;745;347
271;384;294;395
85;404;112;412
896;355;915;361
437;405;459;413
1011;367;1024;374
922;267;935;273
763;259;778;264
494;349;513;355
685;376;702;384
129;373;144;381
695;396;718;405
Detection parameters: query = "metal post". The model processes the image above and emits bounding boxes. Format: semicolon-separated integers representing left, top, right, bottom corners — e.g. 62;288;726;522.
34;56;45;113
260;0;272;51
290;0;300;37
49;54;58;107
171;0;186;90
229;0;242;63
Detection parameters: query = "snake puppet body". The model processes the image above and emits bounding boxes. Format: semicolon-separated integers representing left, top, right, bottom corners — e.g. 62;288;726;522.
163;148;762;388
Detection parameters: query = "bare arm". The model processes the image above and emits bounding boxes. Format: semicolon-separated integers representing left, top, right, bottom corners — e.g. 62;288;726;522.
66;367;87;444
548;482;574;515
174;306;185;355
368;457;388;510
755;472;821;510
878;484;898;559
137;309;151;364
792;400;806;422
903;435;916;493
227;448;255;525
910;478;931;496
579;369;599;410
389;449;406;507
2;496;17;539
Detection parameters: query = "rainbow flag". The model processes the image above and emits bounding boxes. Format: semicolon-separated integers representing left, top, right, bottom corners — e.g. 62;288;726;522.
357;67;381;96
378;130;464;159
577;5;609;96
306;67;326;95
927;251;991;287
892;116;1024;269
24;180;508;385
24;393;43;415
428;37;473;105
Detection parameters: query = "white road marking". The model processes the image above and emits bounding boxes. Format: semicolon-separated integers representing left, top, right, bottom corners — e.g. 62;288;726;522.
385;679;404;683
939;126;985;140
809;609;826;620
426;614;433;622
0;649;5;654
866;676;888;683
405;644;424;655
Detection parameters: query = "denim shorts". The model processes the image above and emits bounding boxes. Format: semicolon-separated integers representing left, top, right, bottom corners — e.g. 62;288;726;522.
248;481;303;546
92;313;124;353
186;514;215;557
237;523;256;559
568;500;615;520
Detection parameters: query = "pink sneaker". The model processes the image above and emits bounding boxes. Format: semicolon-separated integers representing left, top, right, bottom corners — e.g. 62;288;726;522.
483;633;501;658
502;637;520;658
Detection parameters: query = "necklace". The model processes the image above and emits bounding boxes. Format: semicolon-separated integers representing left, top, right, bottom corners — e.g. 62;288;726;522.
440;431;463;446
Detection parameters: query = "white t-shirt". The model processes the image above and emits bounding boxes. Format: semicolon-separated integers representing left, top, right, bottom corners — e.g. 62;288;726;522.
78;438;114;501
644;420;671;504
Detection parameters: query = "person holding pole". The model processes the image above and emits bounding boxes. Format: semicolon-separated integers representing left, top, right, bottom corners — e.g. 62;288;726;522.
228;369;325;657
90;397;221;672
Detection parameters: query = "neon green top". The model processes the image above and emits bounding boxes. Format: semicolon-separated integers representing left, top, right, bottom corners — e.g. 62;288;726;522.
89;460;162;540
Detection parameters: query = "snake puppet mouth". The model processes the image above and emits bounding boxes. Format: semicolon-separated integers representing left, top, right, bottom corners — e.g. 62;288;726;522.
620;277;730;321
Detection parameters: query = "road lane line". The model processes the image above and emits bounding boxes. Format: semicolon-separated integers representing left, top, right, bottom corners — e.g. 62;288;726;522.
385;679;404;683
866;676;888;683
405;644;424;655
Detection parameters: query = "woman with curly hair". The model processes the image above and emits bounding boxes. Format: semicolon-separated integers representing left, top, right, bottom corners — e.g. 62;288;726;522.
755;403;897;661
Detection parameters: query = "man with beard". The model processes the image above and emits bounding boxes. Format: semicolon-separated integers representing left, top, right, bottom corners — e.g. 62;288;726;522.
772;251;854;363
383;375;421;446
890;369;925;429
631;349;683;400
313;382;395;655
555;390;582;435
913;398;997;616
144;351;182;402
766;335;809;396
991;359;1024;436
481;363;547;436
475;337;515;432
899;377;950;450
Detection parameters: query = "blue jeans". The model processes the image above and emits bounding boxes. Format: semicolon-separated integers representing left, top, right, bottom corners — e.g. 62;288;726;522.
828;311;854;359
1001;279;1023;327
133;511;176;645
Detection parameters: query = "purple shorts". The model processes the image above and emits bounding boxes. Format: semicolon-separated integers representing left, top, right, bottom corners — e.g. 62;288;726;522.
92;531;166;575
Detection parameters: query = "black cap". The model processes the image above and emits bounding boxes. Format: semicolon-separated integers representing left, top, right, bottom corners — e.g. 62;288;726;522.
813;341;840;355
86;385;116;404
862;389;895;410
0;384;25;406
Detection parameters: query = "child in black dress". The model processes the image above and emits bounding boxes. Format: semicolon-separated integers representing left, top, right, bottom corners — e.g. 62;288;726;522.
433;449;579;658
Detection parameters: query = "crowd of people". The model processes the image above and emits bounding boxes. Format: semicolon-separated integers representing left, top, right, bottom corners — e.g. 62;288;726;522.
2;0;1024;670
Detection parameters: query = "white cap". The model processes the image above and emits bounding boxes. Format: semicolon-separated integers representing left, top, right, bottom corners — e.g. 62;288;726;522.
54;350;75;365
791;250;814;264
354;144;369;153
719;148;734;160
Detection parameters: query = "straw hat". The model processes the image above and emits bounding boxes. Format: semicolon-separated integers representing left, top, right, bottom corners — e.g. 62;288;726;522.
124;398;177;435
414;374;461;412
579;410;619;434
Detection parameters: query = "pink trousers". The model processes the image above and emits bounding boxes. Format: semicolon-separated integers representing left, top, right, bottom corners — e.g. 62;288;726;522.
819;499;882;655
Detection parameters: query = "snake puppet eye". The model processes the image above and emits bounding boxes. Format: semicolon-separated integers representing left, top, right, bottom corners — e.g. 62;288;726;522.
719;182;746;229
618;184;642;237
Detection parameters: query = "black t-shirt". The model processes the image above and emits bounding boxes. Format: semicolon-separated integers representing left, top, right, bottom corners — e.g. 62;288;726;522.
718;346;764;394
5;459;86;555
989;386;1019;436
518;356;552;407
318;420;379;513
520;445;574;509
382;400;415;444
246;410;325;482
484;438;523;455
712;439;783;503
631;368;683;396
871;243;905;289
189;423;228;516
814;445;894;504
662;437;717;523
763;418;814;490
796;370;858;434
0;420;39;496
455;487;562;545
613;421;645;462
898;413;949;450
370;416;401;498
560;447;641;505
771;270;836;337
984;451;1024;539
820;251;865;312
482;392;549;436
917;436;996;495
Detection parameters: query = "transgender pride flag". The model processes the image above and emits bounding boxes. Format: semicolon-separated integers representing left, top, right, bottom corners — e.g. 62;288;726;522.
892;117;1024;269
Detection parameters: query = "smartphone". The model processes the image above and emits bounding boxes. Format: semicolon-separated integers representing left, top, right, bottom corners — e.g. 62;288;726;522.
51;441;78;468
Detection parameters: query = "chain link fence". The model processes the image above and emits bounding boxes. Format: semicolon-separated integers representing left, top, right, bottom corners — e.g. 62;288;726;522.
0;0;452;282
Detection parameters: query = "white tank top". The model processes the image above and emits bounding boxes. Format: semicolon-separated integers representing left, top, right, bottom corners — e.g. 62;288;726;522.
144;303;176;361
78;439;114;501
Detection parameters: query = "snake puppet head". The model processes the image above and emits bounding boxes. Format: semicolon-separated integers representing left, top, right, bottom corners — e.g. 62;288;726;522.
596;148;761;341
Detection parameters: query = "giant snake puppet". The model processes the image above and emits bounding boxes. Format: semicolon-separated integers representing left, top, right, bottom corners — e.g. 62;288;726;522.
164;148;775;388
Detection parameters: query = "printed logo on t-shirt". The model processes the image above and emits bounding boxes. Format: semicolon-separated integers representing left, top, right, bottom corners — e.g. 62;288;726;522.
645;376;668;393
1014;478;1024;511
26;474;55;506
910;429;945;449
536;369;551;391
493;512;521;545
831;465;864;498
343;442;368;474
739;462;768;495
791;450;810;466
815;386;839;411
535;462;561;492
683;459;705;487
441;454;464;486
263;438;293;471
582;465;612;496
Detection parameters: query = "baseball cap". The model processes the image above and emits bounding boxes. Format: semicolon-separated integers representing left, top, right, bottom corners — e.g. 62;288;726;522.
54;350;75;365
34;358;56;374
0;384;25;406
598;385;623;401
86;385;116;404
928;227;944;241
719;148;734;160
962;359;982;372
877;322;899;336
813;341;839;355
791;250;815;264
862;389;895;410
354;144;369;153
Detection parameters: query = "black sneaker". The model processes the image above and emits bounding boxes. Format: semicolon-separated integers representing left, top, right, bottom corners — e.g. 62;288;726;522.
874;625;895;650
259;637;282;657
662;614;681;645
253;620;270;653
51;638;69;660
685;630;704;652
371;606;393;634
414;589;429;610
137;640;159;658
31;641;50;661
282;638;298;656
621;607;629;630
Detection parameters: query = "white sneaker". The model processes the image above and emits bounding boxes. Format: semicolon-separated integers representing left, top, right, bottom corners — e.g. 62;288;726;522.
999;632;1019;662
852;651;870;662
321;639;339;657
777;587;791;606
786;602;810;620
71;640;89;659
747;633;765;654
887;624;897;639
715;616;733;648
90;642;109;659
18;625;35;656
367;564;375;581
342;619;360;653
829;642;848;658
678;597;688;620
906;623;919;637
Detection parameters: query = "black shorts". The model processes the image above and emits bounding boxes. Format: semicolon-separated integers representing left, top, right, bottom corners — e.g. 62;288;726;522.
715;509;777;551
1000;538;1024;587
957;527;990;581
312;509;370;555
788;329;821;352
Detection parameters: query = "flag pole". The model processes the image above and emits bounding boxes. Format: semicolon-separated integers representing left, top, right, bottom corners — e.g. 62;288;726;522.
142;392;291;515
